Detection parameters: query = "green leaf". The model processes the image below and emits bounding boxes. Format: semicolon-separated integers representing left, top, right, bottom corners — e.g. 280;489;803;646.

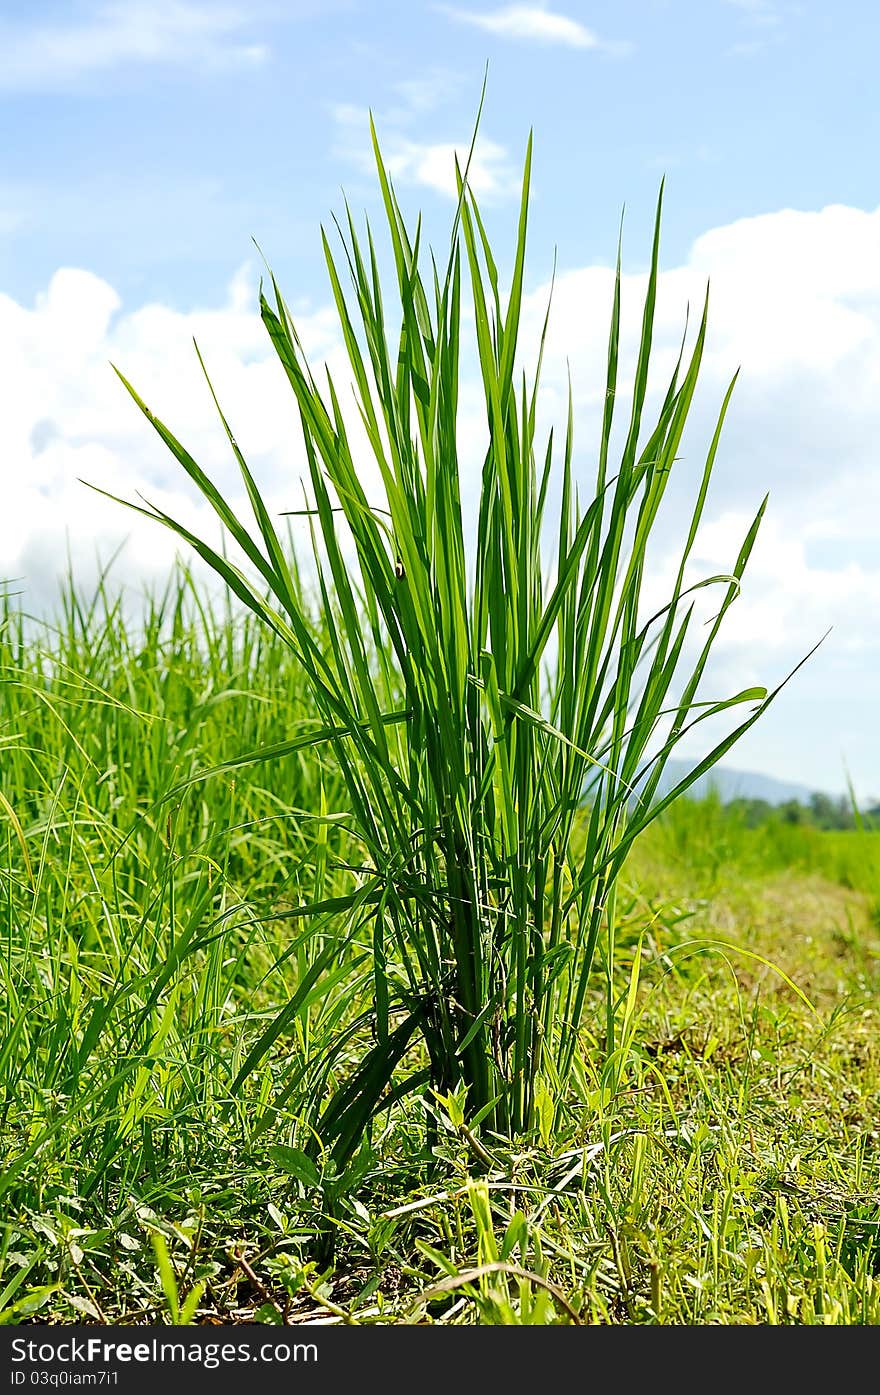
266;1146;321;1189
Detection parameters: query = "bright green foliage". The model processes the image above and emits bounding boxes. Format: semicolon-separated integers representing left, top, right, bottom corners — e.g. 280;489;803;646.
107;123;790;1160
0;569;346;1208
0;574;877;1324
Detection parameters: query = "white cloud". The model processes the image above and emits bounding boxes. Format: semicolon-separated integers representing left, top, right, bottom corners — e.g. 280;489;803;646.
383;136;518;201
518;202;880;528
688;512;880;663
0;1;267;91
512;202;880;793
333;103;519;202
440;3;615;50
0;263;344;613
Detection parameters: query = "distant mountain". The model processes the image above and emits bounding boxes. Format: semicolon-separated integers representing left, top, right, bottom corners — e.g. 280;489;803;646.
652;759;821;807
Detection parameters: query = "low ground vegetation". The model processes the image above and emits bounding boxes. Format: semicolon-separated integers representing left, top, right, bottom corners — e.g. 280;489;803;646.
1;581;878;1325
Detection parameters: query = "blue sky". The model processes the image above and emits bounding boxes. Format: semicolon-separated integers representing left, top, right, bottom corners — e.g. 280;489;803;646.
2;1;878;304
2;0;880;796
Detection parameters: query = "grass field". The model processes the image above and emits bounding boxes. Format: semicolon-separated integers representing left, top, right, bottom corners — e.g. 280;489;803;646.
2;574;879;1326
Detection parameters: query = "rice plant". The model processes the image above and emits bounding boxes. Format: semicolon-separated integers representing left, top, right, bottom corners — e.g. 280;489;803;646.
104;117;801;1165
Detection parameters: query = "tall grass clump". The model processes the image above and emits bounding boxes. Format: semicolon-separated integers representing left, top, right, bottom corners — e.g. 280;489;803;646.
104;119;797;1164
